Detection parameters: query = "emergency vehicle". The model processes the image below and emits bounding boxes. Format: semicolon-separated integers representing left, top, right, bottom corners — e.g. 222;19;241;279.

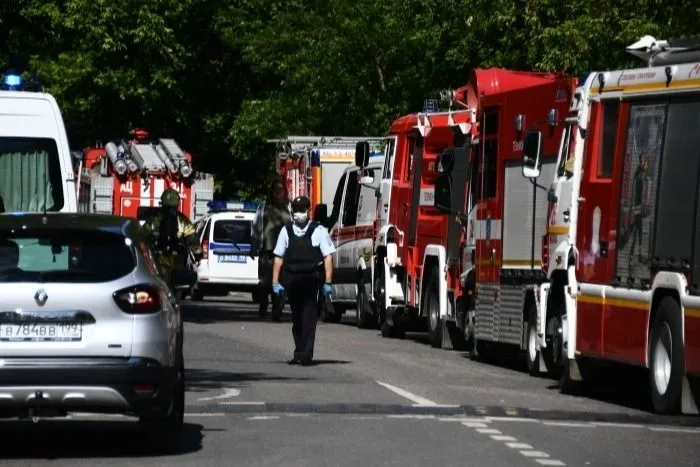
190;200;260;302
269;136;383;214
76;128;214;222
0;72;77;214
523;35;700;414
314;150;385;325
354;69;575;357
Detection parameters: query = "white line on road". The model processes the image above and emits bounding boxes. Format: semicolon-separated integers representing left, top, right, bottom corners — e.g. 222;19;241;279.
438;417;489;423
185;413;225;417
375;381;439;406
485;416;540;423
542;421;595;428
218;401;266;405
197;388;241;402
491;435;517;442
536;460;566;466
462;422;489;428
247;415;280;420
521;451;551;458
648;426;700;433
476;428;502;434
506;442;534;450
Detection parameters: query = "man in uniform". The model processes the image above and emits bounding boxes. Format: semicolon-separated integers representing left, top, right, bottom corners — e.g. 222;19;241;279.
271;196;335;366
251;178;291;320
142;188;203;290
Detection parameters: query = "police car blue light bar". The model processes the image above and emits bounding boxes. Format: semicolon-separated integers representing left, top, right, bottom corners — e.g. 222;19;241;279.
1;73;23;91
207;200;259;213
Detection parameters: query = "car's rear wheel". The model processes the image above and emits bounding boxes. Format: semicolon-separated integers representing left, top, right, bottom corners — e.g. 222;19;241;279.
140;359;185;453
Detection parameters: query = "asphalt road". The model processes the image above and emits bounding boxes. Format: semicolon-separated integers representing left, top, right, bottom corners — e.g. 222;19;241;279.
1;293;698;466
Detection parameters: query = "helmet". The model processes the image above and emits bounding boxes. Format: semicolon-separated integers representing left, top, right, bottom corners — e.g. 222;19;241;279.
291;195;311;213
161;188;180;208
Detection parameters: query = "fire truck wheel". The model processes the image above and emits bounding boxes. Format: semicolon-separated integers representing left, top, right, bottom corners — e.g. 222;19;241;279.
381;320;405;339
425;270;442;348
355;284;375;329
525;305;541;376
649;296;684;414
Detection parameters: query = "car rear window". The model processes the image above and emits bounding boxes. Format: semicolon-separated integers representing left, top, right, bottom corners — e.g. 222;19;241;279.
212;220;251;244
0;229;136;283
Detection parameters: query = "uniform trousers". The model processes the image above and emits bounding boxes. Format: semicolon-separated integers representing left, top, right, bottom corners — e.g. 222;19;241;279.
285;272;319;362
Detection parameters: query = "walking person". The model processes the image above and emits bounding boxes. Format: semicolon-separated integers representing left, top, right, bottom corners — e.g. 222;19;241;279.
271;196;335;365
251;178;292;320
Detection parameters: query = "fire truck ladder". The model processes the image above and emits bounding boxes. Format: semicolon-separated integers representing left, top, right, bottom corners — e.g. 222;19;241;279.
627;35;700;67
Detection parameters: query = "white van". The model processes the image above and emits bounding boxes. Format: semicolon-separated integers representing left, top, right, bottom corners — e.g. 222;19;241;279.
0;73;77;214
190;200;260;301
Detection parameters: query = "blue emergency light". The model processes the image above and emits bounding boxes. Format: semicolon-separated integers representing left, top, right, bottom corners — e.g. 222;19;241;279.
1;73;24;91
207;200;259;213
423;99;438;113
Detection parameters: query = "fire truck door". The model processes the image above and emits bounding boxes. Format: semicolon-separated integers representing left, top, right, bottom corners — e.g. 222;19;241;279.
445;132;471;273
377;136;397;230
477;109;500;285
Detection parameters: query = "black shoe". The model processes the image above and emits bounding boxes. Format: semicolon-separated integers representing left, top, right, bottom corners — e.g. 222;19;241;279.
300;359;314;366
287;358;301;365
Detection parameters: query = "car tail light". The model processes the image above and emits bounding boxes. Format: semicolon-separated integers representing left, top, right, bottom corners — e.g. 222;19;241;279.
202;239;209;257
113;284;162;314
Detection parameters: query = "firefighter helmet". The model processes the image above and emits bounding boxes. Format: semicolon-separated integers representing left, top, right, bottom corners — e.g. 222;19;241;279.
161;188;180;208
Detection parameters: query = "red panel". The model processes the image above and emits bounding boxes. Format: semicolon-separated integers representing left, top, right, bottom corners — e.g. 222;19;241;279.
685;313;700;375
602;302;648;366
576;300;604;356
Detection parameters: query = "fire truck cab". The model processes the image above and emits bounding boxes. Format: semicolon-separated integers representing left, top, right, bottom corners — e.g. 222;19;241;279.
355;69;575;359
524;36;700;414
0;72;77;214
77;129;214;222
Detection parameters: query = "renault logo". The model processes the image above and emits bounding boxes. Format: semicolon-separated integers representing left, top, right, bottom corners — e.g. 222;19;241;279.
34;289;48;306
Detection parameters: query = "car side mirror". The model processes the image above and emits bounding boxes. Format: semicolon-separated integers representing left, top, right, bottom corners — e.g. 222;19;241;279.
355;141;370;168
522;130;543;179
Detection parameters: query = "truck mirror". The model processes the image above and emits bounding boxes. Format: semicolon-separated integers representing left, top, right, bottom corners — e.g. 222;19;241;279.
313;203;329;226
355;141;370;168
434;173;452;213
522;130;543;179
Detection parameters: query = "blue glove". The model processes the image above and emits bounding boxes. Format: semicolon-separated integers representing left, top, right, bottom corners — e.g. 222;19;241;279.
321;283;333;296
272;283;285;296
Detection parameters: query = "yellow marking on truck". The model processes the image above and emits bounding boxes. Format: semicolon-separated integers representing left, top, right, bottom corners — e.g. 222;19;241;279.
589;78;700;96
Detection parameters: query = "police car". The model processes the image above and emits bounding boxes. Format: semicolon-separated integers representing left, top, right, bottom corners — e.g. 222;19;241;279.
189;200;260;302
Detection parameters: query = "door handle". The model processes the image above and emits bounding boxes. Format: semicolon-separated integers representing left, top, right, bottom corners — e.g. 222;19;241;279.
490;248;496;263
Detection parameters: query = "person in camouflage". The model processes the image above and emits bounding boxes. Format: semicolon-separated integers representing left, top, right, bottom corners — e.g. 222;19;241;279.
251;178;292;320
142;188;203;290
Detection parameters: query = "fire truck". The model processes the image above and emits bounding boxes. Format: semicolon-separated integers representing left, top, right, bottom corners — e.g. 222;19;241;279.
522;35;700;415
76;128;214;222
268;136;382;213
353;69;575;359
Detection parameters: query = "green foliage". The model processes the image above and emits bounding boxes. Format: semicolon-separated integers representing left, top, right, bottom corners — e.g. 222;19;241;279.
2;0;698;198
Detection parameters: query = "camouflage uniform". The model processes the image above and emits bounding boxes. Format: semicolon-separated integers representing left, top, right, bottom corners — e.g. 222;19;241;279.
142;188;203;287
251;200;291;319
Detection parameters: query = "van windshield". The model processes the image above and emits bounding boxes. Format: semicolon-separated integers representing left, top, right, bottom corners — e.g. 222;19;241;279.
0;137;65;213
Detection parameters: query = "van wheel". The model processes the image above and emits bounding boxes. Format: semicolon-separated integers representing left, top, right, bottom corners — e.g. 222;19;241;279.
525;304;541;376
649;296;684;414
425;270;442;348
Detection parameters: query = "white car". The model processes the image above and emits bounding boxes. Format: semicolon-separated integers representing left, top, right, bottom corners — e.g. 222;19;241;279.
189;200;260;301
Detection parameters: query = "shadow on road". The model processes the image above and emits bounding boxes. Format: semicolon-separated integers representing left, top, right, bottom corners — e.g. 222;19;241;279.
0;420;203;458
186;368;314;392
181;300;293;324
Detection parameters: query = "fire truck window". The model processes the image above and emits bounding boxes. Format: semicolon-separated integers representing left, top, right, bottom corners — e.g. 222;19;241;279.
342;171;360;227
483;139;498;199
598;100;619;178
0;137;65;213
404;137;415;181
383;138;395;179
328;172;347;228
471;145;481;202
484;109;499;136
615;102;666;284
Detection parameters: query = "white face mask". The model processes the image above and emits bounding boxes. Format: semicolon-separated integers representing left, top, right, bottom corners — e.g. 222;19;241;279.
292;211;309;225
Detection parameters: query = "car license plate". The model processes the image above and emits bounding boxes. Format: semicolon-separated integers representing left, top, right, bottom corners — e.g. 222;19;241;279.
218;255;246;263
0;322;83;342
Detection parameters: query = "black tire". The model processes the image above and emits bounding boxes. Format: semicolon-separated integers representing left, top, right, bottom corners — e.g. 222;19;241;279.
140;359;185;454
356;282;375;329
649;296;684;414
425;269;442;348
381;319;405;339
525;304;541;376
191;287;204;302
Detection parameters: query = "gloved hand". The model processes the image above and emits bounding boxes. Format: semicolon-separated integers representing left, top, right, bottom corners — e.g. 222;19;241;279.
272;283;285;296
321;283;333;296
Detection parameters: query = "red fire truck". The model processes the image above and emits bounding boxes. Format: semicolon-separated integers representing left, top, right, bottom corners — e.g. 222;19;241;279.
269;136;382;214
354;69;575;360
522;35;700;414
76;128;214;222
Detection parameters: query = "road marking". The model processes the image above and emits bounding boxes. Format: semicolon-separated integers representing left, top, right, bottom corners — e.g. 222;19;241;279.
476;428;502;434
592;422;644;429
218;401;266;405
197;388;241;402
185;413;225;417
462;422;488;428
521;451;550;458
536;460;566;466
648;426;700;433
375;381;439;406
247;415;280;420
387;414;436;419
542;421;594;428
486;416;539;423
491;435;517;441
438;417;489;423
506;442;534;449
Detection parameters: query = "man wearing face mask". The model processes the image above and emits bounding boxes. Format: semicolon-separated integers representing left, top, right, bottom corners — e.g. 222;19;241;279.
271;196;335;366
